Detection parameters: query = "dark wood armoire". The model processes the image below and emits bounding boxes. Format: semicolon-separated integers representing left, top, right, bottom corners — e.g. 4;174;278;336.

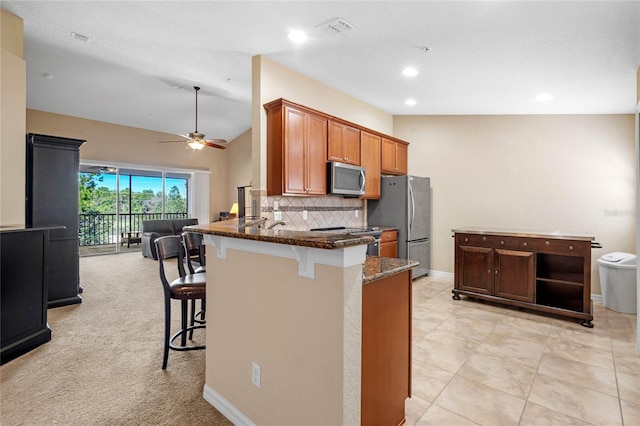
26;133;85;308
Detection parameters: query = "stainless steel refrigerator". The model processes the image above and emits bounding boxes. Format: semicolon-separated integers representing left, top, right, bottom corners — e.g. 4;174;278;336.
368;175;430;278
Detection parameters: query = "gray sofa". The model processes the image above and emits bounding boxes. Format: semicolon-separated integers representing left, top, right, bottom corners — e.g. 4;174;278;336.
141;218;198;259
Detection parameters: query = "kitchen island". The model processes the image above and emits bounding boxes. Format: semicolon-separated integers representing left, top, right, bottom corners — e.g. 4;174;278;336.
186;220;417;426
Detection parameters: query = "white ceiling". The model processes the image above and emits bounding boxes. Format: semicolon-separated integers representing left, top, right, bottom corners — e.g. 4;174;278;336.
3;1;639;143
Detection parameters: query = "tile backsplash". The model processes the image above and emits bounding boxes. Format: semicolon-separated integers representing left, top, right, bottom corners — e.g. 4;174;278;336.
259;195;366;230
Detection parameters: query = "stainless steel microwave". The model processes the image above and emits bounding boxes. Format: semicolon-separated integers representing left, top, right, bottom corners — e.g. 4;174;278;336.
327;162;366;197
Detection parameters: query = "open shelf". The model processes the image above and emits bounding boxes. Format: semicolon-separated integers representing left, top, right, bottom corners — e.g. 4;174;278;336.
536;253;584;284
536;280;584;312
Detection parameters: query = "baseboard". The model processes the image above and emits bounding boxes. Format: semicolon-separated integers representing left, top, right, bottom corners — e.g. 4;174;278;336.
427;270;454;280
591;294;603;303
203;384;255;426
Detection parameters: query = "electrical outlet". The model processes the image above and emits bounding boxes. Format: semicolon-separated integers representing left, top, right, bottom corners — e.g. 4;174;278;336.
273;200;279;210
251;362;261;388
355;210;359;218
274;211;282;221
303;210;308;220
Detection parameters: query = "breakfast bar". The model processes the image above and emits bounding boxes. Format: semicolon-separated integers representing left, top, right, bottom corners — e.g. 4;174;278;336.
186;220;417;426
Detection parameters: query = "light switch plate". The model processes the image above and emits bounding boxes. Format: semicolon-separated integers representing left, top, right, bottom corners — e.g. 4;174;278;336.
274;211;282;221
303;210;308;220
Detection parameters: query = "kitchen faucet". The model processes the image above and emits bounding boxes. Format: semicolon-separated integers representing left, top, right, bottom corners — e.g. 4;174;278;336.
268;221;286;229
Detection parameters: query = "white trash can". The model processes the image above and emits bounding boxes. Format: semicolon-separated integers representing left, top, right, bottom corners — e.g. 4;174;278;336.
597;252;637;314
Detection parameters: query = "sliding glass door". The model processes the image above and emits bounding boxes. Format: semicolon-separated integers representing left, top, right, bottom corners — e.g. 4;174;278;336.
79;165;191;256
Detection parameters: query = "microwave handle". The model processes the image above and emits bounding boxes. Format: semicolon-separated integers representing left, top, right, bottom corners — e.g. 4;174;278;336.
359;170;366;193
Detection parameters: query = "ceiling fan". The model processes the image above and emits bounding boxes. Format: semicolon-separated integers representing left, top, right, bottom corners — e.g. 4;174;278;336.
158;86;228;150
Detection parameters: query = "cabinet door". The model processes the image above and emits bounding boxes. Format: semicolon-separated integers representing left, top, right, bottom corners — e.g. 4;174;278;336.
380;138;397;174
396;142;408;175
380;241;397;258
360;131;381;199
457;246;494;295
283;107;307;195
327;121;345;163
328;121;360;165
305;113;328;195
343;125;361;165
494;249;534;302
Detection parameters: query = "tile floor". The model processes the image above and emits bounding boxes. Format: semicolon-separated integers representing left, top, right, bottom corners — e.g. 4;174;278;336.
407;275;639;426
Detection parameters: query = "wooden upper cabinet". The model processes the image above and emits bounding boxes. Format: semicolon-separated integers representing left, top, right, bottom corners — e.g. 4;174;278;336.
265;99;328;196
381;138;408;175
305;113;329;195
265;98;409;196
328;120;361;165
360;131;381;200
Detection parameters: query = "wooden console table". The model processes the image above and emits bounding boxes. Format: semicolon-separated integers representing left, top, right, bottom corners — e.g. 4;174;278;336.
452;227;595;327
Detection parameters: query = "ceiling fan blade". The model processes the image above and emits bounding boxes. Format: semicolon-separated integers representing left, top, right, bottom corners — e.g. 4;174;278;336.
203;141;227;150
206;138;228;144
158;140;186;144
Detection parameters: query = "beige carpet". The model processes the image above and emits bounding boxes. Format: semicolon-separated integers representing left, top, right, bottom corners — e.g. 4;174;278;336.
1;252;232;425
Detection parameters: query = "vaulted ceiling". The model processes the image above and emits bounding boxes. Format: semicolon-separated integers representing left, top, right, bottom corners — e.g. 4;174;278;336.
3;1;639;143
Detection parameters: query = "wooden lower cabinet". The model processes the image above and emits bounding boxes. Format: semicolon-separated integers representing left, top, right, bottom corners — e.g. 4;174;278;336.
380;229;398;258
453;228;594;327
362;270;412;426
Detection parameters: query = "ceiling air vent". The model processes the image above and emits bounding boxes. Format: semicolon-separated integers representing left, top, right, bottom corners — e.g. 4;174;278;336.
317;18;356;35
71;32;90;42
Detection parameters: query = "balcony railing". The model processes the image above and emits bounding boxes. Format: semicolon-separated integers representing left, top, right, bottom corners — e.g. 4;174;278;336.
79;213;188;246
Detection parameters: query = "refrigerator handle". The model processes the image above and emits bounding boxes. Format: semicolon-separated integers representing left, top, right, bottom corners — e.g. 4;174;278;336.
409;183;415;233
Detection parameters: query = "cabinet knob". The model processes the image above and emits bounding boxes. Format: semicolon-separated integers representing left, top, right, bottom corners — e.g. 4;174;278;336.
501;240;504;245
523;242;528;247
482;236;486;241
545;241;550;245
488;269;492;274
464;237;469;242
569;245;574;250
495;270;499;274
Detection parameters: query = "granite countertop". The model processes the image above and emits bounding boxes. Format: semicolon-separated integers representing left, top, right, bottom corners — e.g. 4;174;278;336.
363;256;419;284
186;220;374;250
452;226;595;241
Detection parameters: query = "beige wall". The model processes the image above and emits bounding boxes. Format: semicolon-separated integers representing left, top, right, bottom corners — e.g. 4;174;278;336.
226;128;252;213
206;247;362;424
26;109;230;220
394;114;636;294
0;9;26;226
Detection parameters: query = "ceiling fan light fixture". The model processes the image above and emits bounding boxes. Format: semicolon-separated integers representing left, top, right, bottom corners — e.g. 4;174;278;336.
188;140;205;150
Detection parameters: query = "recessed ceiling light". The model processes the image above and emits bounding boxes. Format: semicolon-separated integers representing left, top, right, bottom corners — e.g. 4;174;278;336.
402;67;418;77
288;30;308;44
405;99;417;106
535;93;553;101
